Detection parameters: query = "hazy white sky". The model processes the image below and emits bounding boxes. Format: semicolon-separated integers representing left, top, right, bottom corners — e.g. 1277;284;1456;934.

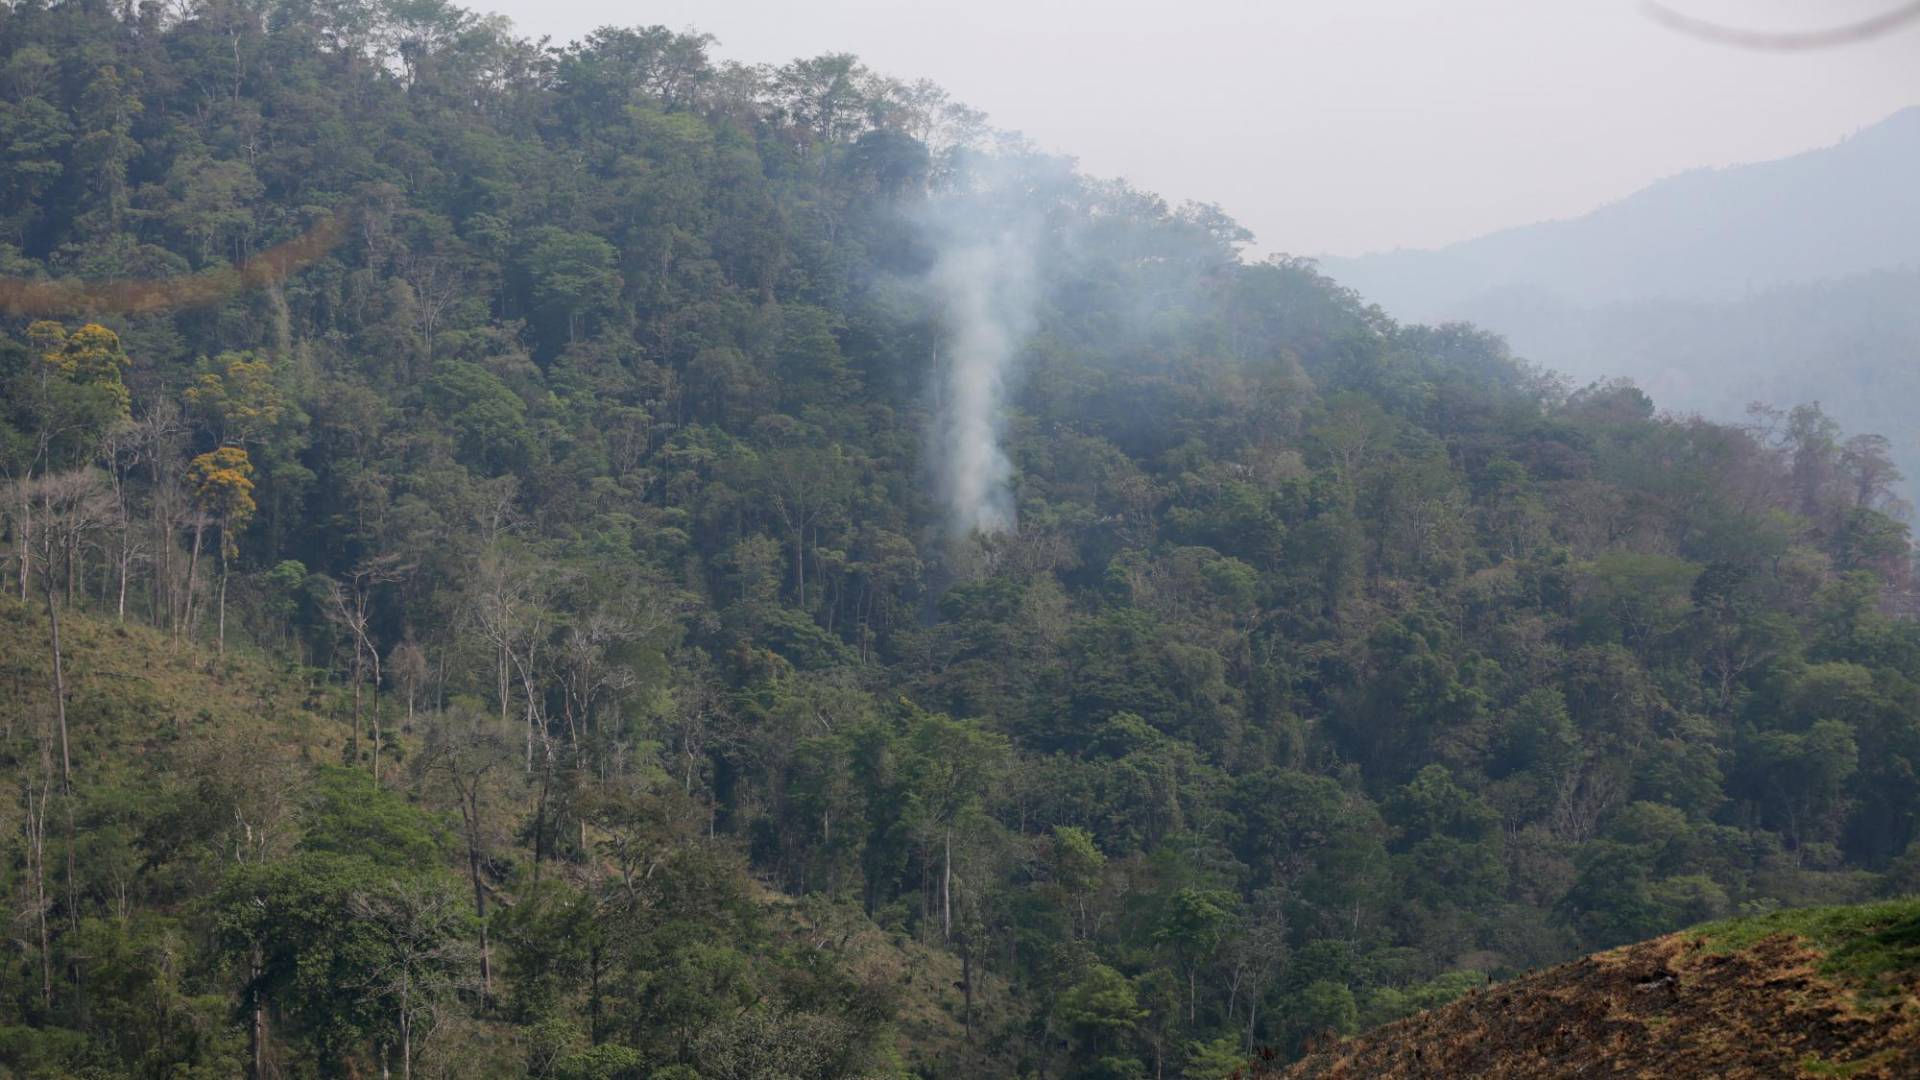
482;0;1918;256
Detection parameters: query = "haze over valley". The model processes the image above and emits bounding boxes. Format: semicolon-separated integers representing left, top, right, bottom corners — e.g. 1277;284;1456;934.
1324;105;1920;504
0;3;1917;1079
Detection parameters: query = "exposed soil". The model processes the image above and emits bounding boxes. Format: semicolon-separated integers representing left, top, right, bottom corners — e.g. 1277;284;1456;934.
1260;929;1920;1079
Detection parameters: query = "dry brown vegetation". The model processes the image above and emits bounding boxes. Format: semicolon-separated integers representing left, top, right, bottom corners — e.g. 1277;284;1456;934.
1262;902;1920;1080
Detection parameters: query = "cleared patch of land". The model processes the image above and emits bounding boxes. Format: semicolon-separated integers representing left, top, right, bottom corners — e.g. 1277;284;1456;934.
1263;899;1920;1080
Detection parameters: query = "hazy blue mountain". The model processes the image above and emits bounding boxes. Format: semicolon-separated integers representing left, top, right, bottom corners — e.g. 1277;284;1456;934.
1323;105;1920;319
1322;106;1920;501
1465;268;1920;506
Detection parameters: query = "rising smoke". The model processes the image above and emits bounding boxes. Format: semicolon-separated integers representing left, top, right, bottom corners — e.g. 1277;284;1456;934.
927;227;1036;536
915;148;1228;539
919;157;1048;538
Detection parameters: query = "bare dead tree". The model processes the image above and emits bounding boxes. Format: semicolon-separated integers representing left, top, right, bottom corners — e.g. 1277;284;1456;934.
31;470;114;792
558;610;638;753
193;732;303;868
98;420;144;621
465;548;561;772
348;881;476;1080
557;585;688;756
388;639;429;734
414;705;514;1004
5;475;25;604
134;401;190;632
1551;755;1623;844
323;555;409;784
398;249;468;362
1213;890;1289;1050
178;507;211;642
18;734;56;1011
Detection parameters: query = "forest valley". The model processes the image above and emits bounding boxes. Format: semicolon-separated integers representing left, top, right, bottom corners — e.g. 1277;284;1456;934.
1;2;1918;1078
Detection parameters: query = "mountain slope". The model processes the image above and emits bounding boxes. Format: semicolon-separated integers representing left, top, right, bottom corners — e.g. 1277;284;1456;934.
0;595;1019;1077
1320;107;1920;505
1322;105;1920;318
1267;900;1920;1080
6;5;1920;1078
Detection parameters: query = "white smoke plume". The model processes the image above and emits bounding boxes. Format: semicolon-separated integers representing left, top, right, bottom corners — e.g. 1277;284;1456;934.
928;227;1036;535
914;144;1079;539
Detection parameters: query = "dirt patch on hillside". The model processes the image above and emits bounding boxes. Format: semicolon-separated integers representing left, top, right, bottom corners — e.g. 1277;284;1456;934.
1265;930;1920;1079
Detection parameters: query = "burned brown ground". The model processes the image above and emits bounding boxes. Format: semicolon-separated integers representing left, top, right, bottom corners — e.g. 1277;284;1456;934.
1259;921;1920;1079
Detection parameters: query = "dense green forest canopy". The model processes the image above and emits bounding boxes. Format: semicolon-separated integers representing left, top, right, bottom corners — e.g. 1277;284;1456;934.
1;1;1918;1077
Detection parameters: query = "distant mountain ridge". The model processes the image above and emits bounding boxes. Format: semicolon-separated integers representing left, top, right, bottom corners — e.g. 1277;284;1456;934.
1323;106;1920;321
1320;106;1920;506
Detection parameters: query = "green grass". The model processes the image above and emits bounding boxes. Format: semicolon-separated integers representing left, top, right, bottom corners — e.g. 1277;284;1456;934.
0;595;332;791
1690;897;1920;997
1800;1049;1899;1077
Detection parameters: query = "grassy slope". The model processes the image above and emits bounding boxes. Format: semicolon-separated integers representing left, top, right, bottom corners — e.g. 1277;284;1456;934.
1268;899;1920;1080
0;594;329;778
0;597;1023;1073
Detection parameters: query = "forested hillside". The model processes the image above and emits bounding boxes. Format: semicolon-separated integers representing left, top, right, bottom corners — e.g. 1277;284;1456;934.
2;3;1918;1078
1447;267;1920;511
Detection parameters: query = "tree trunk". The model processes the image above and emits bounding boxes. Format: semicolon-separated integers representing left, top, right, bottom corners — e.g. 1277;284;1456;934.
351;651;363;765
44;572;71;792
217;543;229;658
17;478;29;602
532;762;551;883
116;537;129;621
249;945;267;1080
25;767;51;1011
152;480;170;630
181;522;204;640
498;645;509;727
370;649;382;786
793;530;805;608
961;933;975;1040
942;827;953;940
1227;971;1243;1033
468;826;492;1002
399;967;412;1080
370;654;382;781
588;945;604;1045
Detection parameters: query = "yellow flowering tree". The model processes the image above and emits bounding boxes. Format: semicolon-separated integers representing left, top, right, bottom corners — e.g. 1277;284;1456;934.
183;352;284;445
31;320;133;434
185;446;256;653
